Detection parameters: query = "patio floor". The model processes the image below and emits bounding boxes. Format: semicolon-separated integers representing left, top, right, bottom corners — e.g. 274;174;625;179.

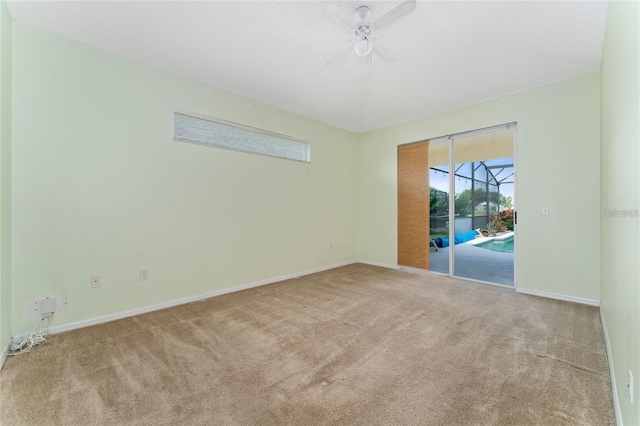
428;238;514;286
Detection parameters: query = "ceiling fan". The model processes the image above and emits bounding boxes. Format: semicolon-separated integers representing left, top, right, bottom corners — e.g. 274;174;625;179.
325;0;416;64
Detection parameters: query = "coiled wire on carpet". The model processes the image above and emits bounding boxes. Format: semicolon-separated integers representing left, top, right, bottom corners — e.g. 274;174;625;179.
8;314;54;356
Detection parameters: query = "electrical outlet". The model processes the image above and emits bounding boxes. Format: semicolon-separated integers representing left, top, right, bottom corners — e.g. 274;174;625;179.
629;370;634;404
139;269;150;281
90;276;101;288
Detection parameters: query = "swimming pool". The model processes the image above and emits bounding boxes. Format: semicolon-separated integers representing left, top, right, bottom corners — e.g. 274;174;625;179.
475;236;514;253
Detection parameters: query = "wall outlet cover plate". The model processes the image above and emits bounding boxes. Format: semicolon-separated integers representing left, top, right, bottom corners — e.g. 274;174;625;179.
40;298;57;315
23;297;68;319
24;298;41;319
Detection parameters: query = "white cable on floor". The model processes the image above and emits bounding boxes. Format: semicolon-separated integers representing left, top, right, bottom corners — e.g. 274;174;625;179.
8;314;54;356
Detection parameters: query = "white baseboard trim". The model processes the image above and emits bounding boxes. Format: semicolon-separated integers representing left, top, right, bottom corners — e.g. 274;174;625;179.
398;265;430;274
0;338;10;370
515;288;600;306
600;307;623;426
356;259;400;270
17;260;358;339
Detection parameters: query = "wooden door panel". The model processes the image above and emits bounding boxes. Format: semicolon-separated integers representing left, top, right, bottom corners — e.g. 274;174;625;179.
398;142;429;269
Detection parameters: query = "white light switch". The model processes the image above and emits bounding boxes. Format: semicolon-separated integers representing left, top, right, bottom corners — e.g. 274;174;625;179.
542;206;549;216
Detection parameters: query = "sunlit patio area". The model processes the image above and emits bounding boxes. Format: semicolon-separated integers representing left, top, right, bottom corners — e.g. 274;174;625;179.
429;234;514;286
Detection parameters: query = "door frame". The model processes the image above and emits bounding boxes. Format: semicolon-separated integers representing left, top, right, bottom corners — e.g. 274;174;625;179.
398;122;517;288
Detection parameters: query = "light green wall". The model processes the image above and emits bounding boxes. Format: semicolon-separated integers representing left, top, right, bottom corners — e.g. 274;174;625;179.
0;0;13;358
5;6;638;418
10;22;358;334
600;1;640;424
357;73;601;301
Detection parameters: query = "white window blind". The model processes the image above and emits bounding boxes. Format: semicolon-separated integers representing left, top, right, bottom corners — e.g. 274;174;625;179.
173;112;310;163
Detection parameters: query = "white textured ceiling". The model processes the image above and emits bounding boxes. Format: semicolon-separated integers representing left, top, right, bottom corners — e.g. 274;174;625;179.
7;0;608;133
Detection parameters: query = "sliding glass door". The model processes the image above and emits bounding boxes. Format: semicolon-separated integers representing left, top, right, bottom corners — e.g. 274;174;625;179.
451;130;515;285
398;124;515;286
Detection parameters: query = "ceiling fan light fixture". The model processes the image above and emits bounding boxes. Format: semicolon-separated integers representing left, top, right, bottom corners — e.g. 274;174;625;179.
325;0;416;64
354;38;372;56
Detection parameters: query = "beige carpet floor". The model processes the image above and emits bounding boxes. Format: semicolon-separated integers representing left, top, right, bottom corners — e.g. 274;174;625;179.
0;263;614;425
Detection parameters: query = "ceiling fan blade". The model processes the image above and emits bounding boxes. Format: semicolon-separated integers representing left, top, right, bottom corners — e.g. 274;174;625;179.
325;39;355;64
372;38;396;61
372;0;416;30
325;3;356;29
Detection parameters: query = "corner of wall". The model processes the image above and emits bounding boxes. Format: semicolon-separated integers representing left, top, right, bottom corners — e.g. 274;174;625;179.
0;338;9;370
599;1;640;424
0;0;13;370
600;307;623;426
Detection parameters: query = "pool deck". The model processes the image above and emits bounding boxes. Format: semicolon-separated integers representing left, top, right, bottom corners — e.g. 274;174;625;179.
429;233;514;286
466;231;514;247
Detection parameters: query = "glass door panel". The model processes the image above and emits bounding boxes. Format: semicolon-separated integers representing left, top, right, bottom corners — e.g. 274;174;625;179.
452;130;515;285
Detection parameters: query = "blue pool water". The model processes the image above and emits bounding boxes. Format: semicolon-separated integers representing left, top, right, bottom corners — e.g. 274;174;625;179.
476;237;514;253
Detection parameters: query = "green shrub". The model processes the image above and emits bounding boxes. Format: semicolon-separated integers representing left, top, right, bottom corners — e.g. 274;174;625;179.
496;210;514;231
